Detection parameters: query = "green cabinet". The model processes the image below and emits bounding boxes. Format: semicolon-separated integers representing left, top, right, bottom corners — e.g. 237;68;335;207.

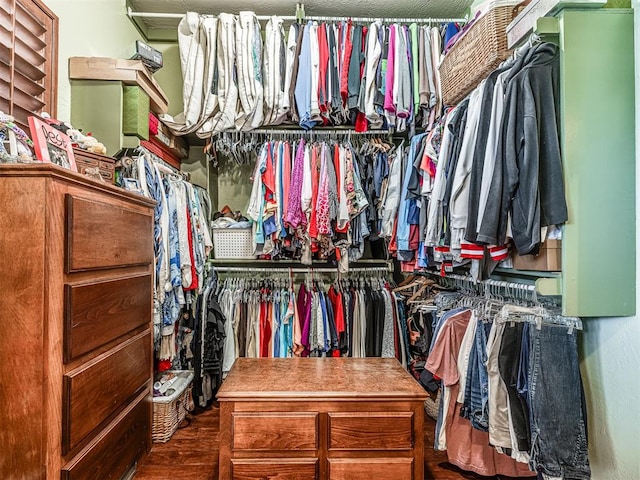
556;9;635;316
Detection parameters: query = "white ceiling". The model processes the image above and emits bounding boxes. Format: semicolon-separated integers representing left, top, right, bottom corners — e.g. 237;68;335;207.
128;0;472;33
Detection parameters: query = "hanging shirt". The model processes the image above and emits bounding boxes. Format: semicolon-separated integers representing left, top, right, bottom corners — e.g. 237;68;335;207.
295;23;315;129
397;134;426;252
364;21;383;127
384;24;396;124
283;23;299;114
449;83;485;253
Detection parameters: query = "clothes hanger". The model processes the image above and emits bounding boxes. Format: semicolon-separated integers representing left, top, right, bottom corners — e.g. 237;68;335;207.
392;278;424;293
406;280;434;303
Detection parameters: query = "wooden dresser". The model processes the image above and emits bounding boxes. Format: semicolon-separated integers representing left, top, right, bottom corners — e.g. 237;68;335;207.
0;164;155;480
217;358;428;480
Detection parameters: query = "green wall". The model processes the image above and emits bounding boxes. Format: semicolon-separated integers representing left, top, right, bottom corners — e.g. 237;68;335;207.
217;155;254;212
150;43;184;117
47;0;141;122
46;0;183;122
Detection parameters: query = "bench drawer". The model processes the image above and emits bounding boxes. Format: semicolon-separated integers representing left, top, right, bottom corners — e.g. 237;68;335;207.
328;412;413;450
328;458;413;480
232;413;318;451
232;459;318;480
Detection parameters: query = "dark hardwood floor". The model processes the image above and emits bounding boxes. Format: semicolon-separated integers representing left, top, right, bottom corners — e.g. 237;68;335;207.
135;404;531;480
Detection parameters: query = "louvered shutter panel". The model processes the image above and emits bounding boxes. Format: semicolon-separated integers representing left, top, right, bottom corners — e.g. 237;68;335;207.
0;0;57;133
0;0;12;118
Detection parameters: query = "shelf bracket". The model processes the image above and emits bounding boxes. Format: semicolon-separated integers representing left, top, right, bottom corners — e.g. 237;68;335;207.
535;277;562;296
534;16;560;44
296;3;305;23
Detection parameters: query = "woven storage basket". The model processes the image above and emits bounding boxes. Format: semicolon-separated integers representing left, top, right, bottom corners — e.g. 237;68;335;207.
424;390;441;421
152;371;194;443
212;227;255;259
439;5;519;106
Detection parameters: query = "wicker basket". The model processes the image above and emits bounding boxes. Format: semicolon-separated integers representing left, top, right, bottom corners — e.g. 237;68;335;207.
424;390;441;421
439;4;519;106
212;227;255;259
152;371;194;443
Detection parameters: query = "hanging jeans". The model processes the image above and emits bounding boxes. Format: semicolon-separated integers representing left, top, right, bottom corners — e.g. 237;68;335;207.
527;324;590;479
461;320;490;432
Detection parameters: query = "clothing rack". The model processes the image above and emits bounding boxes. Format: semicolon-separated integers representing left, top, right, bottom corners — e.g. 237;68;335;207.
126;7;466;25
137;145;192;181
426;272;539;302
245;128;390;136
212;265;392;274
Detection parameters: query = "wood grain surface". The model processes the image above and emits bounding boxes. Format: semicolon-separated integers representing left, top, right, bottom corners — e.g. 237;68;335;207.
217;358;428;400
65;194;153;272
61;389;150;480
0;176;47;479
328;458;414;479
217;359;426;480
63;331;151;453
64;273;152;361
231;459;318;480
329;412;413;450
232;413;318;451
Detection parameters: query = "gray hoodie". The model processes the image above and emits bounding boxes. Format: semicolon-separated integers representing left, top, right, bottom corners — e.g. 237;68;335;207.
477;42;567;254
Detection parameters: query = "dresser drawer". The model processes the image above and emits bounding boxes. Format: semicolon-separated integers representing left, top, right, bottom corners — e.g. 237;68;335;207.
75;157;100;169
232;413;318;451
231;459;318;480
328;458;413;480
63;332;151;454
75;161;114;184
328;412;413;450
62;389;150;480
64;274;152;362
65;194;153;272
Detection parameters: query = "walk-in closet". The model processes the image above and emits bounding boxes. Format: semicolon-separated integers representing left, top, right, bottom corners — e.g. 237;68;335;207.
1;0;638;479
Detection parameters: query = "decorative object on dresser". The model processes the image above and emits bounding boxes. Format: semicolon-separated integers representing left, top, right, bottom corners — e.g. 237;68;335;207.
73;147;116;184
217;358;428;480
0;163;155;480
28;115;77;171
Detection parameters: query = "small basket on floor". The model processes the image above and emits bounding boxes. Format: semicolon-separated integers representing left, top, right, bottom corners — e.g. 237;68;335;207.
424;389;441;421
152;370;194;443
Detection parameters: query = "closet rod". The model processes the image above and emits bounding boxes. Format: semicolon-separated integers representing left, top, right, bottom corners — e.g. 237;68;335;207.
213;266;392;274
243;128;390;136
302;15;466;23
126;8;466;24
428;272;538;296
126;9;298;21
